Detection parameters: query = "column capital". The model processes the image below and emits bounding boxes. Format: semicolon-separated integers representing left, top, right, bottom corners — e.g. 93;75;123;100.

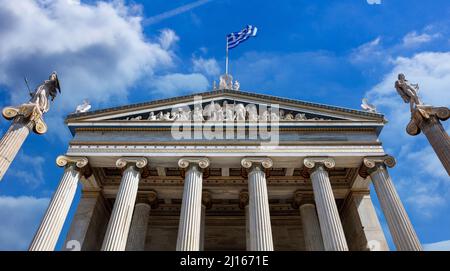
239;190;249;209
178;157;210;169
136;190;158;208
2;104;48;134
302;157;335;178
359;155;396;178
56;155;88;169
241;157;273;169
303;157;335;170
291;190;315;209
407;106;450;136
116;157;148;169
202;191;212;209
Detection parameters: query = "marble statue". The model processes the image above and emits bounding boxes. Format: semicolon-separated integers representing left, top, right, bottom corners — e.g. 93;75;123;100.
193;105;204;121
270;108;280;121
30;71;61;115
173;108;191;121
284;113;294;121
2;71;61;135
223;101;235;121
162;112;174;121
216;105;224;121
235;103;246;121
233;80;240;91
117;102;332;123
75;100;91;113
395;73;428;118
260;108;270;121
295;113;306;120
130;116;142;120
246;104;258;122
147;112;157;120
203;101;223;121
361;98;377;113
219;74;233;89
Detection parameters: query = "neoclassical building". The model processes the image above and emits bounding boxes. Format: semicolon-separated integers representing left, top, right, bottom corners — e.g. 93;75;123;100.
28;88;422;251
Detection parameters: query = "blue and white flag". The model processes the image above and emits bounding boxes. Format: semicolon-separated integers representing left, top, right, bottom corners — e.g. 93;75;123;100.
227;25;258;50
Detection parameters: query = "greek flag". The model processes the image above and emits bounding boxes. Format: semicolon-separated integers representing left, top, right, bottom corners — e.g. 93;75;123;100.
227;25;258;50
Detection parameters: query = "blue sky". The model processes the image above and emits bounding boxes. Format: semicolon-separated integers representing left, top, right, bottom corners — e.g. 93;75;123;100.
0;0;449;250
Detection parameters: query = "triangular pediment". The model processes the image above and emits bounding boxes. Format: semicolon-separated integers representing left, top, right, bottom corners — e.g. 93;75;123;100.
66;89;384;124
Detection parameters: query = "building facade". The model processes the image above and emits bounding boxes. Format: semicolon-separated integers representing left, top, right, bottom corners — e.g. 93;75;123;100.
29;89;422;251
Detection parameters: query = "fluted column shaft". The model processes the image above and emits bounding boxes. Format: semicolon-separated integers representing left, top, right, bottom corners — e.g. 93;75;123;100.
300;203;325;251
200;204;206;251
370;165;422;251
311;166;348;251
125;203;151;251
176;165;203;251
29;164;80;251
0;118;32;181
419;116;450;175
102;165;141;251
248;166;273;251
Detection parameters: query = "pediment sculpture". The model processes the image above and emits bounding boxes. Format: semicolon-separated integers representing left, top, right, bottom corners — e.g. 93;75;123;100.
119;100;331;122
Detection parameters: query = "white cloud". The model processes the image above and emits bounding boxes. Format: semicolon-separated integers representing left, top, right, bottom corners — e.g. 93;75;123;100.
368;52;450;107
7;151;46;188
159;29;179;50
192;57;221;77
0;196;49;250
350;37;384;64
407;146;448;179
423;240;450;251
402;31;440;47
0;0;176;140
150;73;209;97
366;0;381;4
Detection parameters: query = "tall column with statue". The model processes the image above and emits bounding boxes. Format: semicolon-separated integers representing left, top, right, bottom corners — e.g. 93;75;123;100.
0;72;61;181
395;73;450;175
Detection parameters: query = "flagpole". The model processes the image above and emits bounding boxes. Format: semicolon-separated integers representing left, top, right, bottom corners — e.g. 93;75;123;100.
225;36;229;75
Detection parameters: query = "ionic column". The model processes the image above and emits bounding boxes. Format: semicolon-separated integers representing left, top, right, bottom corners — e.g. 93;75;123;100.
360;156;422;251
1;104;48;181
0;117;33;181
241;157;274;251
125;191;157;251
29;156;89;251
101;157;148;251
292;191;324;251
304;157;348;251
176;157;210;251
406;106;450;175
200;191;211;251
239;190;250;251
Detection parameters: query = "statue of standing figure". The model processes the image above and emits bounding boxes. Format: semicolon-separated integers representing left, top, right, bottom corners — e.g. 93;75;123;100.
394;73;450;176
2;71;61;134
395;73;428;118
0;72;62;181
